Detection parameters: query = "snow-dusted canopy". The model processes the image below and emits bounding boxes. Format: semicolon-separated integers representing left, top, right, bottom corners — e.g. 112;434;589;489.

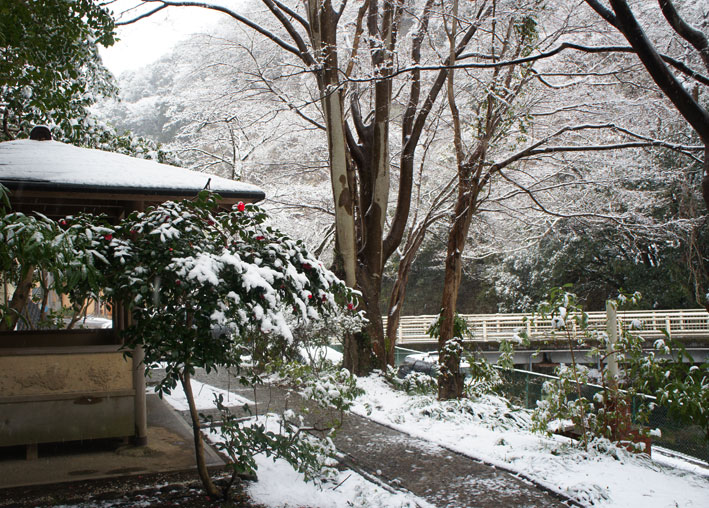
0;139;265;221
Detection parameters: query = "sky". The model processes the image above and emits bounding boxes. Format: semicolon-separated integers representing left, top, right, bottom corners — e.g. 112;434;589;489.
100;0;232;76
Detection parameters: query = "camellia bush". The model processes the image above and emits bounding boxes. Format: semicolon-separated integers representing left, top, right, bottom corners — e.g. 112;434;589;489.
0;185;112;331
105;191;360;498
531;288;651;449
530;287;709;454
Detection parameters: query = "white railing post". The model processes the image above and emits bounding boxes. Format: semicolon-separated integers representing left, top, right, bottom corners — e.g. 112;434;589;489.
606;301;619;390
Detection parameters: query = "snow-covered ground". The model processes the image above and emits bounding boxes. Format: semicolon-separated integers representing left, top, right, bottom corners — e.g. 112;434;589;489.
166;379;432;508
162;375;709;508
348;376;709;508
161;378;254;411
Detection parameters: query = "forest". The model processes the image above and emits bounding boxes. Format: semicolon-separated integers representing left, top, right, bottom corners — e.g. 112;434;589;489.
90;0;708;318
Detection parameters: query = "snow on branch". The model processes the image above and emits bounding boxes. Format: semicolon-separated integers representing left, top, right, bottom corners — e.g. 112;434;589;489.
340;42;709;86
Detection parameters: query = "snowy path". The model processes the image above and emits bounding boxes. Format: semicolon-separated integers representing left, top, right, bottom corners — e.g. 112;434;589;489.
185;368;571;508
155;368;708;507
333;411;568;507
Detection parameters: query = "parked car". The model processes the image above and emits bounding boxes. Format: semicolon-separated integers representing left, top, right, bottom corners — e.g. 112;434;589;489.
397;352;472;378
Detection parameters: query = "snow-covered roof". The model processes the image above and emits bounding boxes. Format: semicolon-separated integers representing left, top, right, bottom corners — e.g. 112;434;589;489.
0;139;265;201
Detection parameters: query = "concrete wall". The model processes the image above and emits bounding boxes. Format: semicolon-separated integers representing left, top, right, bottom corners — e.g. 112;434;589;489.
0;341;136;448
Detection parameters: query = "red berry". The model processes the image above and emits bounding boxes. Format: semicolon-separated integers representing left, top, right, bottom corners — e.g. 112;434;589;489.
59;219;67;226
347;303;354;310
175;280;181;286
104;234;113;241
307;294;312;300
237;202;246;212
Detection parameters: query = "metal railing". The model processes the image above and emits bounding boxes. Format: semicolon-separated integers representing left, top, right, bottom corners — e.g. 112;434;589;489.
387;309;709;345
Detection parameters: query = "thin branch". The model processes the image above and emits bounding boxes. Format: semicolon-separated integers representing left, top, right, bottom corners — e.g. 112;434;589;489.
270;0;309;32
117;0;303;58
115;3;168;23
342;42;709;86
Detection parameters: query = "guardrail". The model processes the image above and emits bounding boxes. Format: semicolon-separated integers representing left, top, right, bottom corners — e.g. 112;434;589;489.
387;309;709;345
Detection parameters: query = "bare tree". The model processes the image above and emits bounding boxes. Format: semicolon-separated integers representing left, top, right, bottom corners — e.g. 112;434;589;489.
432;0;705;399
583;0;709;210
118;0;497;373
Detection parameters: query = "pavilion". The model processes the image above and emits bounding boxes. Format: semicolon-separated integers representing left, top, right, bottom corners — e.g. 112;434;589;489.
0;134;264;458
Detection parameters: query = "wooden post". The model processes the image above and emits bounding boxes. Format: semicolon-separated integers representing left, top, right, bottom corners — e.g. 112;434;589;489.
132;343;148;446
129;200;148;446
526;319;532;340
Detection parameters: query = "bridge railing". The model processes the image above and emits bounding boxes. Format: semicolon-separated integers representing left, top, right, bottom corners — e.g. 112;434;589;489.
387;309;709;345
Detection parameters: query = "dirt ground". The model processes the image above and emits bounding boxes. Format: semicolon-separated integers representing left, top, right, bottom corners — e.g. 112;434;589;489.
0;468;265;508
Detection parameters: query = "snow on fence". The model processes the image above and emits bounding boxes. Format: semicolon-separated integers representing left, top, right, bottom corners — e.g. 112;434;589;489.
386;309;709;344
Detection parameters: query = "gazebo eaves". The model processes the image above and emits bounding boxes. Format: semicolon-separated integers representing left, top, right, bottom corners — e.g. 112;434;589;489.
0;139;266;214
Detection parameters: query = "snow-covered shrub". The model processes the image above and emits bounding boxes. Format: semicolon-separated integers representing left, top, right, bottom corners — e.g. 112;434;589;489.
0;207;113;331
625;334;709;442
532;288;651;449
385;366;438;396
428;312;471;398
464;356;504;398
287;304;366;372
280;362;363;416
106;191;358;498
206;394;339;485
205;360;362;485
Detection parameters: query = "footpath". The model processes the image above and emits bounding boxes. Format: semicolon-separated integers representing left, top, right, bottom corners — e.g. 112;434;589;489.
192;369;575;508
0;367;574;507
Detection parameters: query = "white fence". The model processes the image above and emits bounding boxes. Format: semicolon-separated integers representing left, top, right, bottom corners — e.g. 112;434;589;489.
387;309;709;345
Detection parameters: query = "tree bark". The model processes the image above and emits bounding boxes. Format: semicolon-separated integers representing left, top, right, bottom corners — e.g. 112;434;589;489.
0;264;35;331
180;370;221;498
307;0;358;288
437;0;467;401
704;147;709;212
438;181;478;400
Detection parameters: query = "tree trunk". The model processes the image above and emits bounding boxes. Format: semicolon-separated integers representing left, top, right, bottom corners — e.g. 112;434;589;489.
358;265;389;369
703;148;709;212
342;331;374;375
437;184;476;400
180;370;221;498
0;264;34;331
307;0;357;289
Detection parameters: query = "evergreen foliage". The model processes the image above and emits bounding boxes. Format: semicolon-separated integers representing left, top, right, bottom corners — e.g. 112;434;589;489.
0;0;176;162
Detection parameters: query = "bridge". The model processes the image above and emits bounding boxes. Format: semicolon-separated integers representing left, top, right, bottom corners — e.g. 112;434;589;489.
388;309;709;367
